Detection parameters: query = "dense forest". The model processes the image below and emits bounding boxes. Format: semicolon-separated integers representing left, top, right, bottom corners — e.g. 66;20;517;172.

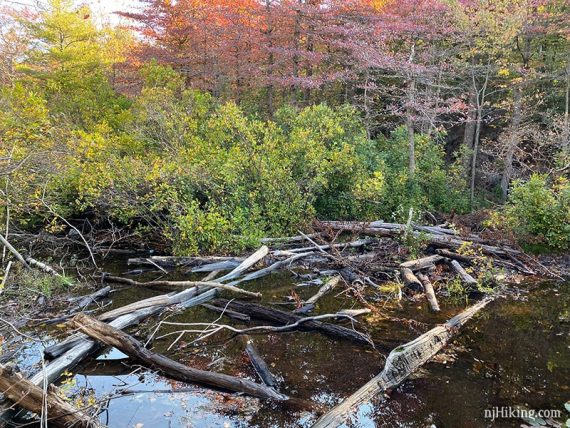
0;0;567;255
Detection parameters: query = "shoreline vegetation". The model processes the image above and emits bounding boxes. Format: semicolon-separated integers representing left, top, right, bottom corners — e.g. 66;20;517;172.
0;0;568;427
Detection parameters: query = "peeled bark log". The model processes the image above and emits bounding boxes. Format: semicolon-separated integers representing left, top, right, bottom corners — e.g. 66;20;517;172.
0;364;102;428
212;299;372;346
127;256;245;268
400;255;443;271
101;275;261;298
312;298;494;428
191;260;241;273
229;251;314;286
416;273;440;312
71;313;287;401
449;260;478;286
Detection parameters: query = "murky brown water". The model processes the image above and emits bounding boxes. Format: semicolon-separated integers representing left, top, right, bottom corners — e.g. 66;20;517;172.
5;259;570;427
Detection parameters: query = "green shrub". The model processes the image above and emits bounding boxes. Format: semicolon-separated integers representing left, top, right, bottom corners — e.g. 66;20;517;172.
497;174;570;250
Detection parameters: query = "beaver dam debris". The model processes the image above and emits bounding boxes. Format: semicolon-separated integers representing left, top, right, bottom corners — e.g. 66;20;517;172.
0;220;554;427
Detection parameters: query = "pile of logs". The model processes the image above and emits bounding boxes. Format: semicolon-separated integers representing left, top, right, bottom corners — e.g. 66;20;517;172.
0;220;540;427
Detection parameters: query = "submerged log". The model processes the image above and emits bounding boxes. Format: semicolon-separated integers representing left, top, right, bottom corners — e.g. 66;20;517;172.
449;260;478;286
244;337;278;388
71;313;286;401
416;272;440;312
212;299;372;346
201;303;251;322
400;255;443;271
312;298;494;428
0;364;101;428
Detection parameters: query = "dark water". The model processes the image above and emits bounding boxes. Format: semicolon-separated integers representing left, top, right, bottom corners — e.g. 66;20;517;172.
6;261;570;428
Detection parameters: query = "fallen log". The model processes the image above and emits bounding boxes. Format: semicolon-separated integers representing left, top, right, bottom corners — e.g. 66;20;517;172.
448;260;478;286
44;288;200;359
70;313;286;401
128;256;245;268
191;259;242;273
0;364;102;428
400;255;443;271
295;275;341;313
261;233;321;244
400;268;422;292
244;337;278;388
317;222;521;257
278;239;375;255
25;256;62;277
101;275;261;298
201;303;251;322
70;286;111;311
212;299;372;346
215;246;269;283
312;297;494;428
229;251;314;286
416;273;440;312
435;249;535;275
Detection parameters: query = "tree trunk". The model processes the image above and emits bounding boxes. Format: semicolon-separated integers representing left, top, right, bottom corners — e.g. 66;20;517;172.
407;78;416;179
500;84;523;200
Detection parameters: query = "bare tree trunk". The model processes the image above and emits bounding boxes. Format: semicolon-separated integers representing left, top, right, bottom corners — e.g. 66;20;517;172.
470;65;490;206
501;84;523;200
407;78;416;179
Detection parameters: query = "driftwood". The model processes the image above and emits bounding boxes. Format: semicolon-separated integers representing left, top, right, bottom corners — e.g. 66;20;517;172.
312;298;494;428
128;255;245;268
212;299;372;346
71;313;287;401
448;260;478;286
25;256;62;277
276;239;374;256
400;255;443;271
295;275;341;313
337;308;372;317
416;272;440;312
0;364;101;428
244;337;278;388
400;267;422;292
44;288;201;359
101;275;261;298
68;286;111;313
201;303;251;322
317;221;521;257
0;234;31;270
191;259;242;273
229;251;314;286
435;249;535;275
215;246;269;283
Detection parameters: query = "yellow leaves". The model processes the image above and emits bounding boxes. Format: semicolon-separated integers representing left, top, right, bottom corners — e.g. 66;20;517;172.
498;68;510;77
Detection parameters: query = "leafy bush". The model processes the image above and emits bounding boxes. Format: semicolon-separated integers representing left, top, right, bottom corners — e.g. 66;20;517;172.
496;174;570;250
